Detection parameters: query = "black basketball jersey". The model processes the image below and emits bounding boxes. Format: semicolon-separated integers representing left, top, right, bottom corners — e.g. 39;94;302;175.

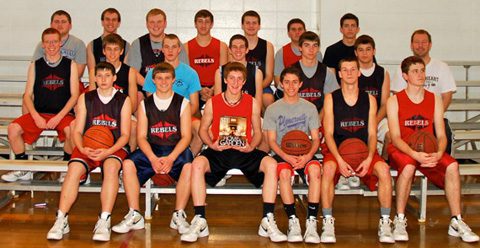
33;57;72;114
92;36;127;64
358;64;384;111
113;63;130;96
292;61;327;111
84;90;127;141
220;63;256;97
332;89;369;147
246;38;267;79
145;93;183;146
139;34;165;76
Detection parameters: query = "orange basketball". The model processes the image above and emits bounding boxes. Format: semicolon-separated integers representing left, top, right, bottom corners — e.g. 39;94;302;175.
338;138;369;168
281;130;312;155
152;174;176;186
83;126;114;149
407;130;438;153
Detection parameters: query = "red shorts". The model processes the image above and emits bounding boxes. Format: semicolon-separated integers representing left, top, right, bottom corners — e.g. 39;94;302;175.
192;116;200;122
69;147;128;174
275;155;321;184
387;145;456;189
323;149;387;191
13;113;74;144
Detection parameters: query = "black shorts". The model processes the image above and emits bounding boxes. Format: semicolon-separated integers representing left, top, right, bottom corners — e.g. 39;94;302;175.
200;148;267;188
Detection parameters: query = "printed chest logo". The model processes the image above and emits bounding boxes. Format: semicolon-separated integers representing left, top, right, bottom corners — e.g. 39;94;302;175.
113;84;125;93
278;114;307;134
363;86;379;97
194;54;215;67
298;88;322;102
92;114;118;130
340;118;366;133
247;58;263;68
42;74;65;91
150;121;178;140
424;76;438;89
404;115;430;130
153;49;163;58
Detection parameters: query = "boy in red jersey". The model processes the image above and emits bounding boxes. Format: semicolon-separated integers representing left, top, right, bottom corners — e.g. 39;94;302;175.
387;56;478;243
47;62;131;242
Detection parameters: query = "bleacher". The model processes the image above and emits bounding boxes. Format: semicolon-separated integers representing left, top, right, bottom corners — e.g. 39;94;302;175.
0;56;479;223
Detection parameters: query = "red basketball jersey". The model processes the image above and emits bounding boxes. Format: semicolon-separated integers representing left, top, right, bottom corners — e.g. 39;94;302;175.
187;37;221;87
282;43;301;68
397;89;435;141
211;93;253;145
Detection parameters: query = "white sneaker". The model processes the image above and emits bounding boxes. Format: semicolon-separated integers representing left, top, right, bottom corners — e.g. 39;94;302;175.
378;218;395;243
393;216;409;241
47;212;69;240
258;213;287;242
112;210;145;234
448;218;480;243
287;216;303;242
180;215;209;242
336;176;350;190
58;172;90;185
170;210;190;234
93;216;111;241
1;171;33;182
348;176;361;188
304;217;320;244
320;216;336;243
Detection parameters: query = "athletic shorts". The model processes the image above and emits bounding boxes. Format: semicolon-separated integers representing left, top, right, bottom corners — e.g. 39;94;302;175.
13;113;75;144
323;148;387;191
263;86;274;94
69;147;128;176
387;145;456;189
377;118;389;154
200;148;267;188
274;155;321;185
128;144;193;186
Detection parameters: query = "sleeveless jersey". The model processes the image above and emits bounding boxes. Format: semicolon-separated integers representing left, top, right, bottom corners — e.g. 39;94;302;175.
92;36;127;64
332;89;370;147
292;61;327;111
187;37;221;87
211;93;253;145
84;90;127;141
112;63;130;96
359;64;384;111
144;93;183;146
396;89;435;141
33;57;72;114
246;38;267;78
220;63;256;97
282;43;301;68
139;34;164;76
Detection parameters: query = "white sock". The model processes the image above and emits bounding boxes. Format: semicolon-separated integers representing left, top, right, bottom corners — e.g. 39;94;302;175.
100;212;111;220
397;213;405;219
57;210;66;218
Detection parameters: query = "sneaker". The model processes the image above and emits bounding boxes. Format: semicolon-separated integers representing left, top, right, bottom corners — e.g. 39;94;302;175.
47;212;70;240
393;216;409;241
348;176;361;188
112;210;145;234
335;176;350;190
448;218;480;242
93;216;111;241
320;216;336;243
58;172;90;185
304;217;320;244
287;216;303;242
180;215;209;242
258;213;287;242
170;210;190;234
1;171;33;182
378;218;395;243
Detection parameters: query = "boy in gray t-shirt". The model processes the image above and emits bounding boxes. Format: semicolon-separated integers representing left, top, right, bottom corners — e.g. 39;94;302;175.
263;67;321;244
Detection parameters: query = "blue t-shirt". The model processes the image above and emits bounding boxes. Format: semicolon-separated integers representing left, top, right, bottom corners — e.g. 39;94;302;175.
143;62;201;100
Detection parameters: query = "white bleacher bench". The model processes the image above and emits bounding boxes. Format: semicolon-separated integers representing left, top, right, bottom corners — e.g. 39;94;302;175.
1;160;479;222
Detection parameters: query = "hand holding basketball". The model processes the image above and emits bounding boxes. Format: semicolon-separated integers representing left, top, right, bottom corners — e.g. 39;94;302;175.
407;130;438;154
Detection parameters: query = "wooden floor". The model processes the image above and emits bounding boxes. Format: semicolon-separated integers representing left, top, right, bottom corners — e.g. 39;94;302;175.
0;188;479;247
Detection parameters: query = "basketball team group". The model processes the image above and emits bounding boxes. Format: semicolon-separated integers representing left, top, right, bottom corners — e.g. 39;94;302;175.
2;7;478;244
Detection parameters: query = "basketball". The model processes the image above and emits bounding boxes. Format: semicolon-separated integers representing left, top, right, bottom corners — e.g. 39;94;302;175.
407;130;438;153
338;138;369;168
152;174;176;186
82;126;114;149
281;130;312;156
